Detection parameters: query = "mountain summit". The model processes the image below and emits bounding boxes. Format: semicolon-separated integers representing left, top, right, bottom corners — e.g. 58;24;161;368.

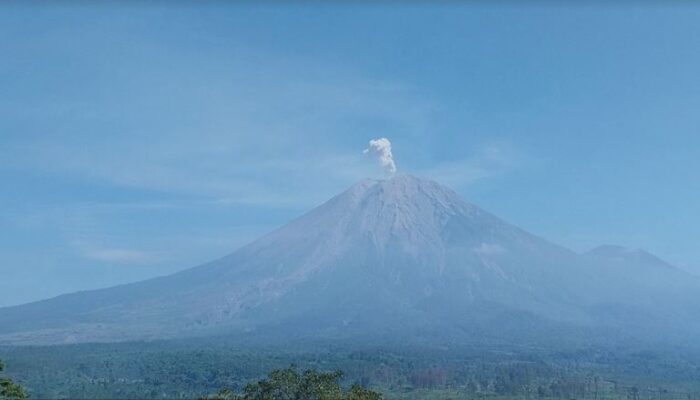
1;175;699;346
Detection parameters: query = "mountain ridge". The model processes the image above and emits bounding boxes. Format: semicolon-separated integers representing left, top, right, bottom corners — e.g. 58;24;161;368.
1;174;699;347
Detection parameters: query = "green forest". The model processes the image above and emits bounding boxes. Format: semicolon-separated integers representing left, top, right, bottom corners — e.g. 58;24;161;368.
2;340;700;400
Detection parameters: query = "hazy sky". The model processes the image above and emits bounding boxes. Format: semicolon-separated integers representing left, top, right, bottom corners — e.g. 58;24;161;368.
1;3;699;307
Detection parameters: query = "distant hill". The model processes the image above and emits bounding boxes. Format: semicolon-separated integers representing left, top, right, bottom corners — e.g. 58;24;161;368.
1;174;699;346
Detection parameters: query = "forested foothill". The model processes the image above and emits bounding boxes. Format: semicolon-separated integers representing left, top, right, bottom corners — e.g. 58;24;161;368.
2;340;700;399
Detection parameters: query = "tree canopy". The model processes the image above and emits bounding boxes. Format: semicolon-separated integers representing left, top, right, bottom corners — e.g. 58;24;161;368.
205;366;381;400
0;360;27;400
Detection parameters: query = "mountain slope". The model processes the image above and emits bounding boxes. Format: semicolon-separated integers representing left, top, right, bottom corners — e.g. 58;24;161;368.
1;175;698;346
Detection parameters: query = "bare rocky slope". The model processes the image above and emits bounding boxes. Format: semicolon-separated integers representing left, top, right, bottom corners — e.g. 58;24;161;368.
1;174;698;346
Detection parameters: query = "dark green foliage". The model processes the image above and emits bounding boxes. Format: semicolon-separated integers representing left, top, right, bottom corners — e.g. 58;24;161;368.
3;340;700;399
345;384;381;400
0;359;27;400
202;366;381;400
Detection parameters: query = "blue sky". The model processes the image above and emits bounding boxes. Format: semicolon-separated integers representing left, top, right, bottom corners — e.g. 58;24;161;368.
1;3;699;307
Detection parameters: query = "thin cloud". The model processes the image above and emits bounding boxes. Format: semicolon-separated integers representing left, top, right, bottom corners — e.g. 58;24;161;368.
83;248;161;264
3;78;428;208
70;239;163;265
421;143;522;187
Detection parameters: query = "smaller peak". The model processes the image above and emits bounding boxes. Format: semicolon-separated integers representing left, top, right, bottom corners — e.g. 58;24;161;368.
586;245;632;257
586;245;675;270
586;244;655;257
586;245;657;259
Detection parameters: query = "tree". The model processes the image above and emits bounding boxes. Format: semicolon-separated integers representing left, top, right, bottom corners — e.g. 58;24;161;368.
203;366;382;400
0;359;27;400
345;384;381;400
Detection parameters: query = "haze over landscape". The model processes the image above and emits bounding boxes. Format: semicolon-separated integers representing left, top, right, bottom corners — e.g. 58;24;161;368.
2;173;700;349
1;2;700;400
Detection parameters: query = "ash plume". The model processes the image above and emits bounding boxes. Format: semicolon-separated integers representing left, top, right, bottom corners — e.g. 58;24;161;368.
363;138;397;175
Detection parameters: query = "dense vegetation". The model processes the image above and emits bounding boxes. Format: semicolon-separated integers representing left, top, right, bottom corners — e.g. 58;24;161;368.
2;340;700;399
0;359;26;400
203;366;381;400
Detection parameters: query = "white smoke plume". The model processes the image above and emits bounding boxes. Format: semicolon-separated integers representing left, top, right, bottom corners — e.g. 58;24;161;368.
363;138;397;175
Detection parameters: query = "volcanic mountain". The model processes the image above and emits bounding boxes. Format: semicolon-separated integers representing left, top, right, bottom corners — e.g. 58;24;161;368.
1;174;699;346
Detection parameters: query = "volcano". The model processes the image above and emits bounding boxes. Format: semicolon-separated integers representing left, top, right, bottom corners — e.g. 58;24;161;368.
1;174;699;346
